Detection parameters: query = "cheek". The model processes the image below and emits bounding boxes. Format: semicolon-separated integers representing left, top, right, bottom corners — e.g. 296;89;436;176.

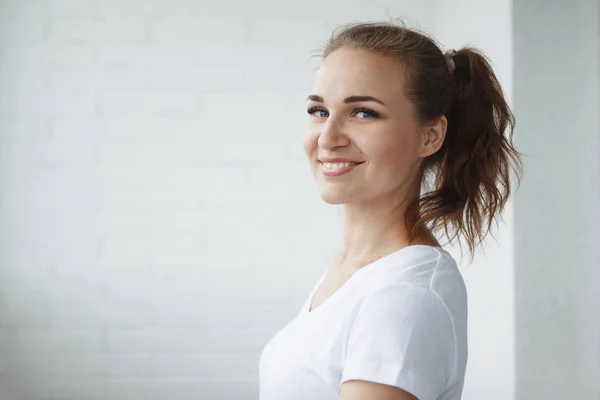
303;130;318;159
366;130;419;176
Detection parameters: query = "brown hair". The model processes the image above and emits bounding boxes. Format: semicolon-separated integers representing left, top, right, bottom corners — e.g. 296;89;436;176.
316;21;523;260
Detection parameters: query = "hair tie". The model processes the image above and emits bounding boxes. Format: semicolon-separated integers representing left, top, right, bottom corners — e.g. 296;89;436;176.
445;49;456;73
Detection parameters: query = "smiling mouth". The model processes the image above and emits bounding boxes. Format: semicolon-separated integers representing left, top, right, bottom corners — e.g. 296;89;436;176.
319;160;365;177
320;161;365;170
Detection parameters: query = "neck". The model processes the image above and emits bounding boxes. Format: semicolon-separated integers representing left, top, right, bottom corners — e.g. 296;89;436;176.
336;187;437;270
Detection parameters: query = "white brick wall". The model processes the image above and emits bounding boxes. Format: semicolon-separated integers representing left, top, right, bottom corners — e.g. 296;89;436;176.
0;1;429;399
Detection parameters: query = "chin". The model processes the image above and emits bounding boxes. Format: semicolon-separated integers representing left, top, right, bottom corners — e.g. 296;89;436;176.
318;188;352;205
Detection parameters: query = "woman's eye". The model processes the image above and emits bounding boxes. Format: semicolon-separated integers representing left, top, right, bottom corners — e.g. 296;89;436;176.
307;107;328;118
306;107;379;119
354;108;379;119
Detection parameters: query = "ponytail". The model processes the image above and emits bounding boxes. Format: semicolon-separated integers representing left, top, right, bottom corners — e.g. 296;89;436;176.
415;47;524;258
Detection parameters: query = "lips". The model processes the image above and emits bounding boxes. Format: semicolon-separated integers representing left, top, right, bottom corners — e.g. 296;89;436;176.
319;160;365;177
318;158;364;164
321;161;364;166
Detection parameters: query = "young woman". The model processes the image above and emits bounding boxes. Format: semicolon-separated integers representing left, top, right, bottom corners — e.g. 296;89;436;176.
259;21;522;400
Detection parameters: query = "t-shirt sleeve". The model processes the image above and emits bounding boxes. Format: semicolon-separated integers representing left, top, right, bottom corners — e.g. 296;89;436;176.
341;285;456;400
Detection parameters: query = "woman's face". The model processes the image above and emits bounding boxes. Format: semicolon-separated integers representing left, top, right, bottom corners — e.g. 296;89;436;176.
303;47;427;205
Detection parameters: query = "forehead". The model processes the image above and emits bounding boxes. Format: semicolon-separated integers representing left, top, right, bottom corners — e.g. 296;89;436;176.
311;47;407;103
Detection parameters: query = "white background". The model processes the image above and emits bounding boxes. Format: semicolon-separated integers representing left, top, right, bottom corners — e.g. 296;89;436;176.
0;0;598;399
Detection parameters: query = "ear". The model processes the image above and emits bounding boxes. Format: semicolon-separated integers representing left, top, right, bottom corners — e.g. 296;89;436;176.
419;115;447;158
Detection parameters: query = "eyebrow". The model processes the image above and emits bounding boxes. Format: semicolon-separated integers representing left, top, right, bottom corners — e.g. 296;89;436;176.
306;95;386;106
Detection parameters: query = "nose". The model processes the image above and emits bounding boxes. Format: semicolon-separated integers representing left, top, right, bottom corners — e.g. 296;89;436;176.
317;117;350;150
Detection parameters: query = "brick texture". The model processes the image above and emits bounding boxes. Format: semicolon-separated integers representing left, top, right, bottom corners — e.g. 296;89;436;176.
0;1;426;399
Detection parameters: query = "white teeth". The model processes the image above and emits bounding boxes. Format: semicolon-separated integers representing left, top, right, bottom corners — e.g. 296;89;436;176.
322;162;353;170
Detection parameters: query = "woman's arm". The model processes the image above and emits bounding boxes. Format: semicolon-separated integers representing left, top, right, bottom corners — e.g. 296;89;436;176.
340;379;418;400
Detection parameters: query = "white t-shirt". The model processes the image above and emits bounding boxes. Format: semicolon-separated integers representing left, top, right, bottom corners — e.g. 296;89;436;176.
258;245;468;400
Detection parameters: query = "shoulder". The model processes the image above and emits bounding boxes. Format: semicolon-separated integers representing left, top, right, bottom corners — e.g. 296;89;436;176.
357;245;468;354
367;245;466;303
341;247;468;397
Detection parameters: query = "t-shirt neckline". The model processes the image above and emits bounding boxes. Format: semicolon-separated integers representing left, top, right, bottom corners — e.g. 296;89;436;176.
304;244;443;315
